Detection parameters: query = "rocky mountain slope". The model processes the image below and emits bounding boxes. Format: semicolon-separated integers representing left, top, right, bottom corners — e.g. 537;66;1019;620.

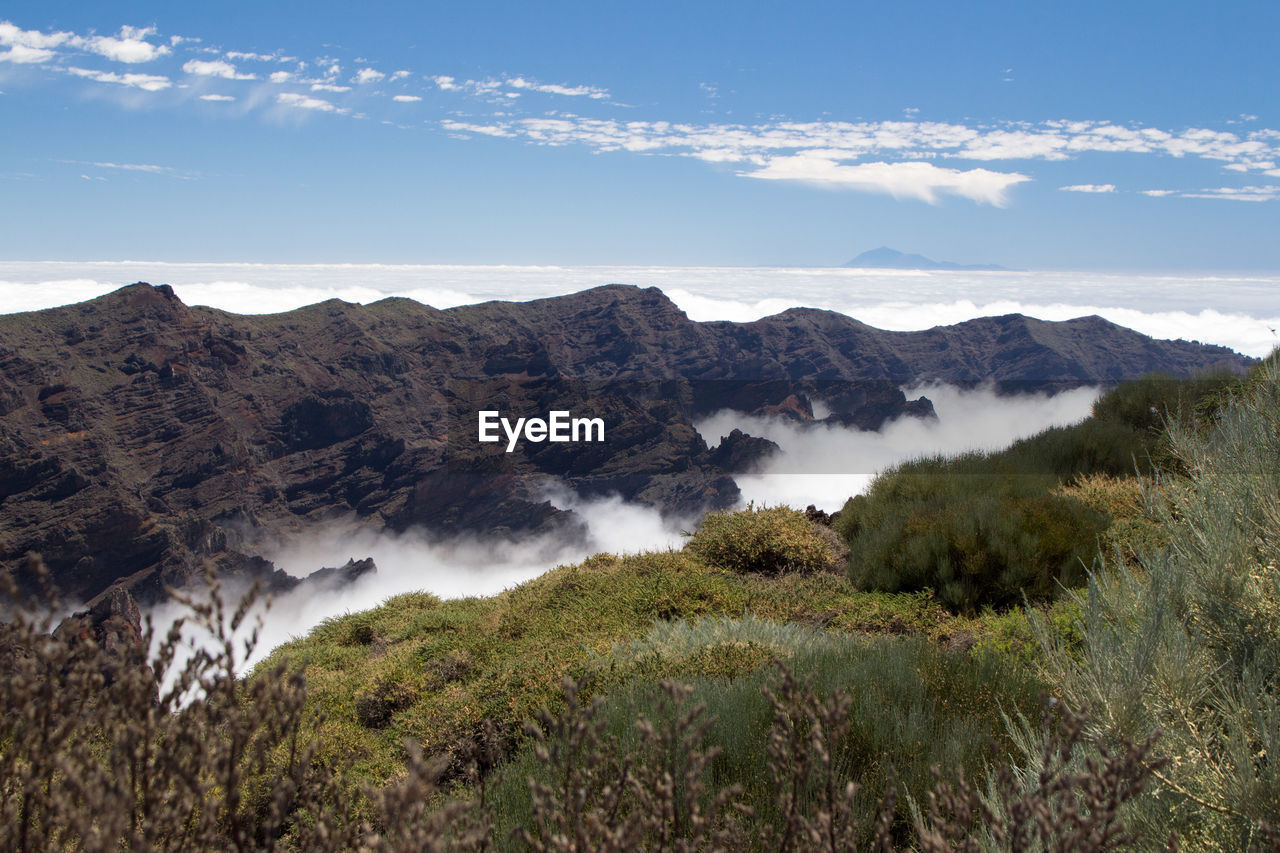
0;283;1249;604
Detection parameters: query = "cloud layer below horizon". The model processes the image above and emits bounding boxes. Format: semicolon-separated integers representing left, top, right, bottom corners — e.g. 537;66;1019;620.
2;261;1276;357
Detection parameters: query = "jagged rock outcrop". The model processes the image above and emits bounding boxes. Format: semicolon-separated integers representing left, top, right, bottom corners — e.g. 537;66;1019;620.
294;557;377;590
0;282;1251;603
708;429;781;473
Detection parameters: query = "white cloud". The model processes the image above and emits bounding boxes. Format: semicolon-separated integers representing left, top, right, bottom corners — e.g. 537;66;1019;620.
432;75;461;91
389;70;410;81
0;21;75;49
225;50;282;62
443;115;1280;186
0;20;73;62
744;155;1031;205
505;75;609;99
354;67;384;84
182;59;256;80
67;66;171;91
1060;183;1116;193
392;94;421;102
199;93;235;102
277;92;342;113
422;114;1280;204
310;82;351;92
440;119;517;138
0;44;55;63
1179;185;1280;202
90;161;186;177
269;70;293;83
2;262;1276;357
1141;189;1176;197
85;25;171;63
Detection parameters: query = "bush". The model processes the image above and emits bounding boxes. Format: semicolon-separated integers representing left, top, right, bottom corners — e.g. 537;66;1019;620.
356;678;419;729
838;464;1107;613
685;504;844;575
833;372;1246;613
489;637;1052;848
1031;352;1280;846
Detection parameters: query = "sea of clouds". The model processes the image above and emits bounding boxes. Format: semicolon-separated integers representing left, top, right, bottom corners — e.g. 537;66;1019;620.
2;260;1277;357
4;261;1270;665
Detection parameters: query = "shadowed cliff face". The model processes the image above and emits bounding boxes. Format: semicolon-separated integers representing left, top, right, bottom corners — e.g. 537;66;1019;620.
0;282;1251;603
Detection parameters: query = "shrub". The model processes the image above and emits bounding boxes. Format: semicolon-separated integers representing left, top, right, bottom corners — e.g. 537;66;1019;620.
0;568;369;851
685;504;844;575
833;372;1245;613
490;632;1047;847
356;678;419;729
1031;352;1280;846
838;465;1107;613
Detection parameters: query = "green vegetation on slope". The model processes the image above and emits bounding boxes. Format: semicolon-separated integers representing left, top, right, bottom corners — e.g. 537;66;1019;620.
1028;355;1280;847
836;370;1243;612
5;362;1274;850
254;548;971;791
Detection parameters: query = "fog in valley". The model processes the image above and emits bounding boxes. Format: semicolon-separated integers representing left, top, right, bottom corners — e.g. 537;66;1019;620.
148;382;1099;672
696;383;1100;511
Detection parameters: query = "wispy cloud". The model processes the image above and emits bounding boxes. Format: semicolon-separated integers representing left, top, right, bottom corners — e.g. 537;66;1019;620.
277;92;343;113
89;161;191;178
505;76;609;99
436;115;1280;204
224;50;293;63
183;58;255;80
6;16;1278;208
66;66;171;91
746;156;1030;206
1179;185;1280;202
1139;185;1280;202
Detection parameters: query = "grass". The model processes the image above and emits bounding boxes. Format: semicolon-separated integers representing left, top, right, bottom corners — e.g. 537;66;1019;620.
255;549;983;789
485;630;1046;848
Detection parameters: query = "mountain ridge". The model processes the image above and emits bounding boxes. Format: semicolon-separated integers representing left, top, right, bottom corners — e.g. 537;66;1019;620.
0;282;1250;603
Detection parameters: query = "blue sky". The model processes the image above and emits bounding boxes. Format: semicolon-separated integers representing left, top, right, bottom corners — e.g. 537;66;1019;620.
2;1;1278;270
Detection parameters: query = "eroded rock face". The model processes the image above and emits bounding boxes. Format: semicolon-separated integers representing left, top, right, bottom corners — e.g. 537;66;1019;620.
53;586;148;685
0;283;1251;603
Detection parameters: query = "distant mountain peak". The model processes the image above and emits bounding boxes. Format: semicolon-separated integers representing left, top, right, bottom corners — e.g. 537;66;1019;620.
844;247;1010;271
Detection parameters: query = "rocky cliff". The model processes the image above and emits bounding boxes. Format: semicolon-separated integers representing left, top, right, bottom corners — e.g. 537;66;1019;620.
0;283;1250;603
